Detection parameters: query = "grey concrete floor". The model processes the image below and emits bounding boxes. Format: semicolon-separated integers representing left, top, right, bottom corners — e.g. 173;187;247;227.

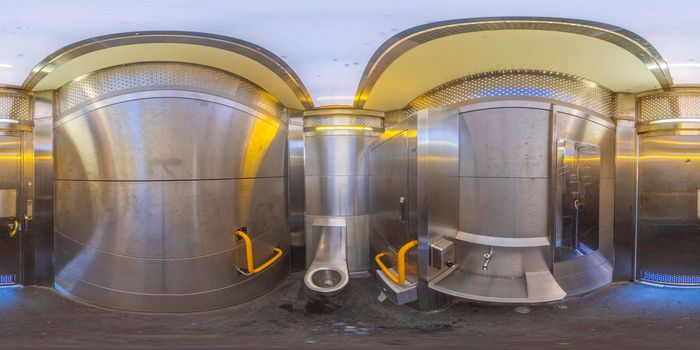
1;272;699;349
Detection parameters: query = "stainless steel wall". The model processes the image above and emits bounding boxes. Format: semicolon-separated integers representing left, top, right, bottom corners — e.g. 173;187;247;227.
637;130;700;283
371;99;616;307
287;115;306;272
635;91;700;285
29;91;54;286
53;63;290;312
0;88;34;286
303;110;383;274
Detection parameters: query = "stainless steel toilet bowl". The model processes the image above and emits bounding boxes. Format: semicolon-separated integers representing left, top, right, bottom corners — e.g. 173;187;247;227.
304;260;349;295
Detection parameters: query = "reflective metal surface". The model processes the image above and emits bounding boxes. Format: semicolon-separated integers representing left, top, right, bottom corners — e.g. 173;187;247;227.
441;104;563;303
370;98;615;307
552;107;615;295
288;115;306;272
0;132;22;285
54;64;290;312
614;117;637;281
303;110;381;282
637;125;700;285
303;218;349;295
554;140;601;262
369;109;458;309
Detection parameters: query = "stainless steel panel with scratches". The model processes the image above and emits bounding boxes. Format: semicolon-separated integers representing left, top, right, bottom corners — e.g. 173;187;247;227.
31;92;55;286
370;130;409;251
304;135;374;176
459;177;549;239
553;140;601;262
458;107;550;178
304;215;369;272
55;97;286;181
304;176;370;216
552;108;615;295
55;179;286;258
637;131;700;285
369;109;459;309
435;103;563;303
370;99;615;307
0;133;22;286
53;63;290;312
302;110;381;294
287;116;306;272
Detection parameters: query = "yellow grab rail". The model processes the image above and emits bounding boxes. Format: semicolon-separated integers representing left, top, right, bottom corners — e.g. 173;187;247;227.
374;239;418;285
9;219;18;238
235;230;283;274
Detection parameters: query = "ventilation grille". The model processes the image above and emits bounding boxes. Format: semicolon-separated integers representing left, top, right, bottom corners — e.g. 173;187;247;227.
0;274;16;286
57;62;286;119
303;115;383;128
0;91;32;121
638;94;700;122
642;271;700;286
402;70;614;119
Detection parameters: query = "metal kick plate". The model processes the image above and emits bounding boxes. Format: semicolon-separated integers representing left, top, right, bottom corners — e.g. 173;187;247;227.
375;269;417;305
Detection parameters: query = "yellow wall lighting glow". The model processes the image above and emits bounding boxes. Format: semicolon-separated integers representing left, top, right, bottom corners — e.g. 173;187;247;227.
315;125;373;131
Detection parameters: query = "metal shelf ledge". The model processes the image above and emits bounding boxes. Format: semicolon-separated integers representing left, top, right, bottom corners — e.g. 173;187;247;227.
454;231;550;247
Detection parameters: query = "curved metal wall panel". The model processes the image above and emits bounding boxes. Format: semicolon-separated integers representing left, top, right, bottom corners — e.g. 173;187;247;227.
55;178;286;259
400;70;615;120
302;111;382;273
57;62;287;119
55;98;286;181
54;63;289;312
638;90;700;122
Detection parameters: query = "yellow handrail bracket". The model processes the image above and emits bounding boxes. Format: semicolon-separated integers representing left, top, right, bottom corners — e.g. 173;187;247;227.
374;239;417;285
234;229;284;274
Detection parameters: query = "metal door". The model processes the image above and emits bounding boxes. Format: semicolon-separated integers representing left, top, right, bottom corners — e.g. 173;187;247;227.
369;130;409;252
554;140;601;262
0;133;21;286
638;134;700;285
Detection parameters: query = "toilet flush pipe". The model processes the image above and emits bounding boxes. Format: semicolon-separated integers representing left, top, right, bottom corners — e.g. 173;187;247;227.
374;240;418;285
234;230;283;274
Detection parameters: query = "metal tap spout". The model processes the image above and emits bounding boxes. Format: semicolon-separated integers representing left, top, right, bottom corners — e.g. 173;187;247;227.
482;246;495;271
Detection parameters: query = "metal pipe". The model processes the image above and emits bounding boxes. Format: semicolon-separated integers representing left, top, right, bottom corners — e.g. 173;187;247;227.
374;240;418;285
235;230;284;274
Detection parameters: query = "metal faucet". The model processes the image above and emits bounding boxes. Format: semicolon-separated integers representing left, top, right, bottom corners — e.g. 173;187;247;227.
482;246;495;271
